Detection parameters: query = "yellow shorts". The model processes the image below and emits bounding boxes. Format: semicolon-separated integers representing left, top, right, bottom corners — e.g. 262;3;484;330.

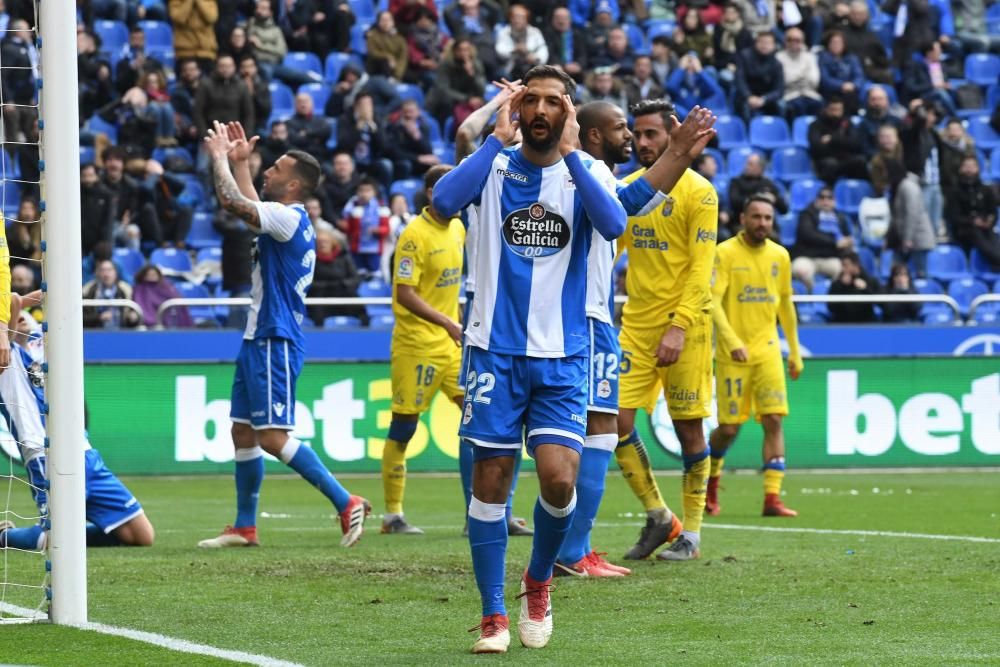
390;346;463;415
715;354;789;425
618;313;712;420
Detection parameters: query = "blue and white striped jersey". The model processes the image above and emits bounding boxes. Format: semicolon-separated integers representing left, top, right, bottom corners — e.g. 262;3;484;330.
0;343;47;463
245;202;316;348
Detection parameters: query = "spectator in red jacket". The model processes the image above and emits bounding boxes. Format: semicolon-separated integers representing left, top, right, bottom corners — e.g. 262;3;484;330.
341;177;391;276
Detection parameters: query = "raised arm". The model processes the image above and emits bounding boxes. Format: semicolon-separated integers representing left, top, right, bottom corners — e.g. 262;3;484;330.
224;122;261;202
454;79;523;162
639;106;716;196
205;120;262;231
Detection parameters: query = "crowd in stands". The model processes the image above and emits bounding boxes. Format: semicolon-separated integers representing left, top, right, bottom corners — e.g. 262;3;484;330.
4;0;994;328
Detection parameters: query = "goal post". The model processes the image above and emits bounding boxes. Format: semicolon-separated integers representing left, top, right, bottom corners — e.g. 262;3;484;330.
40;0;88;624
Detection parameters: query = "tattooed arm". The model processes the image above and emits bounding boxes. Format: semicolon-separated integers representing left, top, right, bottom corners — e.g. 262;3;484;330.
205;120;262;231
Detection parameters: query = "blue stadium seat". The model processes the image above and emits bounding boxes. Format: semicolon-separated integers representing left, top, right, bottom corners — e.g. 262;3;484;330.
970;248;1000;282
187;211;222;250
964;53;1000;87
857;246;877;277
726;146;765;177
833;179;874;215
348;0;376;24
988;84;1000;112
178;178;208;210
913;278;948;320
389;178;423;209
703;147;725;174
174;282;216;325
791;115;815;149
195;246;222;265
772;146;813;182
86;114;119;143
948;277;989;317
927;244;971;282
792;279;808;295
713;176;730;210
151;248;193;274
644;19;676;40
359;278;391;297
968;115;1000;151
268;81;295;116
433;143;456;166
350;23;370;55
298;83;331;112
324;52;363;83
152;146;194;172
913;277;944;294
419;111;442;143
395;83;425;106
778;213;797;246
749;115;793;151
113;247;144;281
443;115;456;141
971;301;1000;324
94;20;128;60
370;313;396;328
989;148;1000;181
813;275;832;297
878;248;896;280
324;315;364;329
789;178;823;211
138;20;172;50
715;115;749;150
623;23;649;54
325;118;339;151
484;82;501;101
282;52;323;79
80;146;96;165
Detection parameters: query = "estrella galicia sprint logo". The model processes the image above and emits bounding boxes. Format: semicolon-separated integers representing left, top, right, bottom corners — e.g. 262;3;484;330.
502;202;570;258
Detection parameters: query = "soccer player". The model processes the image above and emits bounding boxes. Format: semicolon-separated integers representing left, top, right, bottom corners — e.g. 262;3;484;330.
380;165;465;535
555;101;716;577
616;99;719;562
197;121;369;548
707;194;803;517
432;66;626;653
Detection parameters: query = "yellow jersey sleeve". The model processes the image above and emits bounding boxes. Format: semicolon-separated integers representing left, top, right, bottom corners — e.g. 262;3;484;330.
0;215;10;327
711;241;743;353
776;246;803;372
673;177;718;330
393;224;424;288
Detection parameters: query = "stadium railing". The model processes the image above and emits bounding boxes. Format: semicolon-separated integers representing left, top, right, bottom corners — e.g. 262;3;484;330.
968;293;1000;321
81;298;147;322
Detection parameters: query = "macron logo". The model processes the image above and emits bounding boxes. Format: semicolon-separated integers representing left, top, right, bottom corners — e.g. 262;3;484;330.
273;402;286;418
496;168;528;183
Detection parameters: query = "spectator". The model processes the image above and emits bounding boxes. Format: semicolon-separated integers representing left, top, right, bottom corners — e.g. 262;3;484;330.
140;70;178;147
81;163;116;257
945;155;1000;269
735;30;784;121
115;27;157;96
954;0;1000;54
427;37;486;124
733;0;776;33
626;55;668;108
496;4;548;79
98;86;158;158
8;197;41;272
367;11;409;81
222;24;254;63
886;158;936;278
168;0;219;71
193;54;254;144
817;30;864;115
858;85;902;157
171;59;204;149
286;92;331;160
82;260;141;329
276;0;312;53
212;208;253;326
693;152;732;236
901;99;947;239
444;0;501;79
321;152;363;224
132;264;193;328
307;229;368;326
727;153;789;226
881;262;922;322
305;196;338;235
18;115;39;202
869;124;903;195
341;177;390;275
937;117;977;194
713;3;753;82
791;186;854;289
11;264;37;296
238;55;272;136
543;6;588;81
901;41;958;116
665;53;725;118
581;68;630;110
147;166;193;248
1;19;37;144
387;99;439;180
650;35;675;85
590;26;635;72
306;1;353;58
405;7;447;87
882;0;940;68
246;0;287;77
78;29;115;123
776;27;822;118
102;146;159;250
257;120;290;170
828;251;879;323
670;9;714;62
336;92;393;188
382;192;414;280
808;96;868;184
390;0;439;28
841;0;892;84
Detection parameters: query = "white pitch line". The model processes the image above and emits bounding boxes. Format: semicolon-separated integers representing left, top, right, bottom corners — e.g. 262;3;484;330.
703;522;1000;543
0;602;304;667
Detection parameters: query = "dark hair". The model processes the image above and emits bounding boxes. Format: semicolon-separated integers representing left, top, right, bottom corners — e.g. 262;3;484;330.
285;149;322;197
743;191;776;212
134;263;162;284
630;98;676;123
889;262;910;281
102;146;127;163
424;165;453;192
652;35;671;48
357;175;380;190
692;153;716;172
825;94;846;107
522;64;577;98
841;250;861;266
823;29;846;48
238;53;257;66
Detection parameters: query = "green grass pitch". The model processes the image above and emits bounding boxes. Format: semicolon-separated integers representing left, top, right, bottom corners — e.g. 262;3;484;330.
2;471;999;665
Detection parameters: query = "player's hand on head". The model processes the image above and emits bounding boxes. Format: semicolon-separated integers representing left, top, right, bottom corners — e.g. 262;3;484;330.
558;94;580;157
656;325;685;367
491;88;523;146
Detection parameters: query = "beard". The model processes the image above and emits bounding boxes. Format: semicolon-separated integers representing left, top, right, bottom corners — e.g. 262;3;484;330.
603;137;631;165
522;119;561;151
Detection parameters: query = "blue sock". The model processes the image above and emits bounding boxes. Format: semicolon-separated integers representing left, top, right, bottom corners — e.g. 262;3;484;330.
86;523;124;546
558;436;614;565
26;456;48;514
506;447;523;522
281;438;351;512
1;524;44;550
234;446;264;529
527;492;578;583
468;497;508;616
459;439;474;516
764;456;786;472
682;447;711;472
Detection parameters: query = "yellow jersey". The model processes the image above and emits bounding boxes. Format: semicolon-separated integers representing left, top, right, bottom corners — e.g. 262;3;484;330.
712;233;801;368
0;215;9;326
391;208;465;355
620;167;717;332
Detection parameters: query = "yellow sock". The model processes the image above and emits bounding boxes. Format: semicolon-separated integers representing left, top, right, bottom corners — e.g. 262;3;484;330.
615;433;667;513
381;439;407;515
681;455;711;534
709;455;725;478
763;468;784;497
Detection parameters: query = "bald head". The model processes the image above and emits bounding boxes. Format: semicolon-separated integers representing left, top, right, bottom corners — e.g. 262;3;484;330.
577;101;633;166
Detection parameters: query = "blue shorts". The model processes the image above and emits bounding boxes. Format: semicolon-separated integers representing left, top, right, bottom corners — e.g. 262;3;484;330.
230;337;303;430
459;346;588;456
85;449;143;534
588;318;620;415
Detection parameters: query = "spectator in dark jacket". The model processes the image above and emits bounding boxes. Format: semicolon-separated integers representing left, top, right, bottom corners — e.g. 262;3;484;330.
1;19;36;142
901;41;958;116
238;55;272;135
901;99;948;238
390;0;439;28
286;93;331;160
387;99;440;180
858;85;903;157
82;260;141;329
336;92;393;188
734;31;784;121
212;208;254;327
713;2;753;77
881;262;922;322
627;55;669;109
222;24;255;64
818;30;865;114
841;1;893;84
193;54;254;140
81;163;116;257
828;251;879;323
445;0;501;79
321;152;363;225
590;26;635;72
945;155;1000;269
426;38;486;123
102;146;162;249
808;97;869;184
308;229;369;326
115;27;161;96
406;7;447;87
727;153;789;228
882;0;937;68
148;167;193;248
171;59;204;149
257;120;290;171
791;186;854;289
78;29;116;123
543;6;588;81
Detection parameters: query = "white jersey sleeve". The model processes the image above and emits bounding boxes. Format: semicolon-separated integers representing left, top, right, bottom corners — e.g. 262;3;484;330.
254;201;301;242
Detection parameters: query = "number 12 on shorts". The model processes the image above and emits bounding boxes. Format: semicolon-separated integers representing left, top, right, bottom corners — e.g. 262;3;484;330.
464;371;495;404
593;352;618;380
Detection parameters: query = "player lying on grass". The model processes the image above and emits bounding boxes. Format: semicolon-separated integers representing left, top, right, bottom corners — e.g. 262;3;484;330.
0;294;155;549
